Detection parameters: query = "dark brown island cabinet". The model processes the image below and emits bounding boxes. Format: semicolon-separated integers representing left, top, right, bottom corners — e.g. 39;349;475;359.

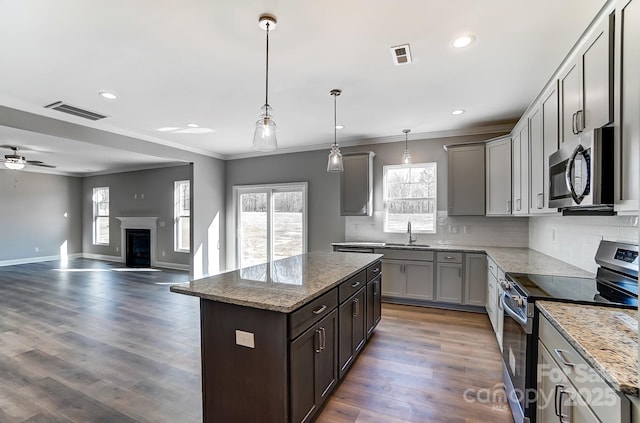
170;252;382;423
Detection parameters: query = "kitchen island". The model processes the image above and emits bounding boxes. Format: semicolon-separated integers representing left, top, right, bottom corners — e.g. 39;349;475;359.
170;251;383;423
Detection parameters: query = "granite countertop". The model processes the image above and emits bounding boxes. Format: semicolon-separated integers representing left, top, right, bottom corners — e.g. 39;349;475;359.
537;301;639;397
332;242;594;278
170;251;382;313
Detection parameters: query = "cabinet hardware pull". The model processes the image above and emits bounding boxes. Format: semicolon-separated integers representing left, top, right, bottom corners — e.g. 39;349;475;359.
372;268;379;273
572;112;578;135
353;298;359;317
351;281;361;288
516;198;521;211
537;193;544;209
576;109;584;133
554;349;575;367
312;305;327;315
444;256;455;260
554;384;563;417
555;384;570;422
507;200;511;213
315;329;322;353
319;327;326;351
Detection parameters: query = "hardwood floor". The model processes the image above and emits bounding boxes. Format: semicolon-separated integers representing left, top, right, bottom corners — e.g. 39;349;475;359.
0;259;513;423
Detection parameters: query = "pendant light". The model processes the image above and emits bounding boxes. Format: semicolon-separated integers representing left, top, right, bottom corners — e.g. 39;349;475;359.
252;14;278;152
327;89;344;172
401;129;412;166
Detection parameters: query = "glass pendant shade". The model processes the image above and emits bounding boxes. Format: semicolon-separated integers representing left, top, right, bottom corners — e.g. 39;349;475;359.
4;161;25;170
401;150;412;166
252;105;277;152
327;144;343;172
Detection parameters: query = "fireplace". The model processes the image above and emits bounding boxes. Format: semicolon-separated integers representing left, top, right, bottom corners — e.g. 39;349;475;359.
126;229;151;267
116;217;158;267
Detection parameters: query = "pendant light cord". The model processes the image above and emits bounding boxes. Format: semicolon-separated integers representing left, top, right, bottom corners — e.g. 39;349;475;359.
405;133;408;150
333;92;337;147
265;22;270;111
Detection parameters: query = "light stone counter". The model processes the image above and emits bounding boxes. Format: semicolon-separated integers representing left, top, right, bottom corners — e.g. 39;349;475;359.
170;251;382;313
537;301;639;397
332;242;594;278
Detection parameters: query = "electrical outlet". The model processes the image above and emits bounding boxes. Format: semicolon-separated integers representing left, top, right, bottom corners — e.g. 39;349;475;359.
141;193;144;199
551;229;556;241
235;330;255;349
34;247;39;252
134;194;137;199
159;221;165;228
162;251;166;257
116;247;119;252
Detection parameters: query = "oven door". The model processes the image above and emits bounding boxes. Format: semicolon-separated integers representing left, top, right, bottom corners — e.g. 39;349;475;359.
501;292;530;423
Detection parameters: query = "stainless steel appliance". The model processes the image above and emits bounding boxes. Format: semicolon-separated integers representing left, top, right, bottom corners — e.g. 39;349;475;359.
548;127;614;213
500;240;638;423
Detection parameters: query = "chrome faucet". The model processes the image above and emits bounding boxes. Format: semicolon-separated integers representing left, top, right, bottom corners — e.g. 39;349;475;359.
407;221;417;244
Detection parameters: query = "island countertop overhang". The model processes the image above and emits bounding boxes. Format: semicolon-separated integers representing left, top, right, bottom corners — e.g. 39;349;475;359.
170;251;383;313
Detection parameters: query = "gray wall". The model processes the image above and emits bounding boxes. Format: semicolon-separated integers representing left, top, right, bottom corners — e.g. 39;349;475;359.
225;150;344;269
0;169;82;262
82;165;191;266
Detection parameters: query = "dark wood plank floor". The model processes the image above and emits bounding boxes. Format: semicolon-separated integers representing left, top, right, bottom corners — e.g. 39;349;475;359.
0;259;512;423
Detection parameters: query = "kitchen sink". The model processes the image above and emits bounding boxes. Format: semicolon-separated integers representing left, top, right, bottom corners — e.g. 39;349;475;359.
384;243;431;248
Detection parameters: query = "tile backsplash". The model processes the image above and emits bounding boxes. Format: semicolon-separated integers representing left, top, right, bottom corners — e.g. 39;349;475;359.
345;211;529;247
529;215;639;274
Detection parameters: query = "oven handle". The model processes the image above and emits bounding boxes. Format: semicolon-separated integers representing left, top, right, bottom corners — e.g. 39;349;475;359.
501;292;527;328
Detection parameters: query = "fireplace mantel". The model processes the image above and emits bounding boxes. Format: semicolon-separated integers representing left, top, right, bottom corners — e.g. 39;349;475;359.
116;217;158;267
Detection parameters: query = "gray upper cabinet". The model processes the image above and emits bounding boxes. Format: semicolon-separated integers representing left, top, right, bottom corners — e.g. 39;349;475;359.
615;0;639;212
485;136;512;216
512;121;529;215
559;11;613;145
340;152;374;216
447;143;485;216
530;82;560;214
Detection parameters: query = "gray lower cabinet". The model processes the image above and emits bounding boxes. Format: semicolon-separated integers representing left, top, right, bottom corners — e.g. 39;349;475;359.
435;262;463;303
463;253;487;306
338;286;366;378
380;259;434;300
366;275;382;338
290;309;338;423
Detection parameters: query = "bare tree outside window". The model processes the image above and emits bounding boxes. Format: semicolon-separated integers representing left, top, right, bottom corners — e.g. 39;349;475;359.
384;163;437;233
92;187;110;245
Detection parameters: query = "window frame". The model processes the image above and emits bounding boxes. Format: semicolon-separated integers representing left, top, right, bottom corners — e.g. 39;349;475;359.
383;163;438;234
92;186;110;246
174;180;191;253
233;182;308;269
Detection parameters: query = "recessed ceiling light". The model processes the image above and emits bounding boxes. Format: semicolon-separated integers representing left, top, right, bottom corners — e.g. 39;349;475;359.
174;127;216;134
156;127;180;132
186;123;199;128
99;91;117;100
451;35;476;49
452;109;465;115
335;125;345;130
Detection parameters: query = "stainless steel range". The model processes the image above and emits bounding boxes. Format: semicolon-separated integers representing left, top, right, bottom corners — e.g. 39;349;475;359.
500;240;638;423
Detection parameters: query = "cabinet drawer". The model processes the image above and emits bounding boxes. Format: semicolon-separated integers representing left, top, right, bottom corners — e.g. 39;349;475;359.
339;270;367;303
376;249;434;261
538;314;627;422
487;257;498;278
436;252;463;263
366;261;382;282
289;289;338;340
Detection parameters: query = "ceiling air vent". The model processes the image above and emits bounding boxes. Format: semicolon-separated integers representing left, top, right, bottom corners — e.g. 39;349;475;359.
390;44;412;66
44;101;107;121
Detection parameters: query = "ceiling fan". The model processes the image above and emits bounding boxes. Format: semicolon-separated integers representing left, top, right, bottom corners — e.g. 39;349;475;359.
1;146;56;170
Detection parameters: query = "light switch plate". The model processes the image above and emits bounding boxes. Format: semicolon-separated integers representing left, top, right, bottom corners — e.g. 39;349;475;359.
235;330;255;349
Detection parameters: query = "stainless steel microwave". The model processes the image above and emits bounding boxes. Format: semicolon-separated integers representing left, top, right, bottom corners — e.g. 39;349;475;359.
548;127;614;210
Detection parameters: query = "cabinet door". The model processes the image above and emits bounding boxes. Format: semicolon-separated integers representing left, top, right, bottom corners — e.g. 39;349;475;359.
340;153;373;216
582;15;613;131
512;122;530;215
447;144;485;216
617;0;640;211
316;310;338;405
529;106;545;213
560;62;582;145
436;263;463;304
463;254;487;306
511;132;522;214
338;299;355;377
381;260;405;297
542;83;559;212
486;271;498;332
405;261;434;300
485;137;512;215
366;276;382;338
352;288;367;355
290;324;320;423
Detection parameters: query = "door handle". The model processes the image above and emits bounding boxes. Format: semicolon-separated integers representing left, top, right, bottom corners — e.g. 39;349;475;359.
320;327;326;351
353;298;359;317
315;329;322;353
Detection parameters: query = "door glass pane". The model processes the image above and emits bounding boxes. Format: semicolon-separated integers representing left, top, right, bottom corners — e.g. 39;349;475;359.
273;191;303;260
240;193;267;267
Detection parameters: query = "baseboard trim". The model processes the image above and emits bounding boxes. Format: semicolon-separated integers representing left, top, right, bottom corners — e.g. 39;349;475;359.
81;253;124;263
154;261;190;271
0;253;83;267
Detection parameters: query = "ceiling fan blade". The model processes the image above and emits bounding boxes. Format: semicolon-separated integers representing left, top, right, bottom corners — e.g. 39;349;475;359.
29;162;57;168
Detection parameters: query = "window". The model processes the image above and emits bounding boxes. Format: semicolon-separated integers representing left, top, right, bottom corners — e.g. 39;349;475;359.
92;187;110;245
383;163;437;233
234;183;307;268
174;180;190;252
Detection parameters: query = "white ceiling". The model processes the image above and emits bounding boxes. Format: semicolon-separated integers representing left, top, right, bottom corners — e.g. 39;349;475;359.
0;0;607;175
